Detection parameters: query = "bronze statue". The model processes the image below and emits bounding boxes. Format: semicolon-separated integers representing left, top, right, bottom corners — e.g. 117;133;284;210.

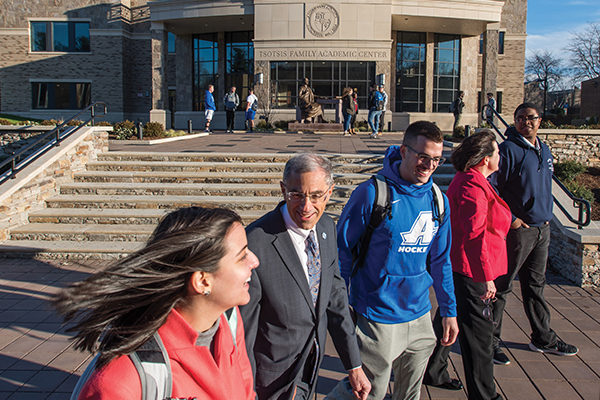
298;78;324;123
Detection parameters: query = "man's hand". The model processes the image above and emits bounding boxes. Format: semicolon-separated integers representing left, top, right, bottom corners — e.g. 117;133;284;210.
348;367;371;400
481;280;496;300
440;317;459;346
511;217;529;230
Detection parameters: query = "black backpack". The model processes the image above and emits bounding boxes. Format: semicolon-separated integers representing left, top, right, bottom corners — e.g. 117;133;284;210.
70;308;239;400
350;174;446;278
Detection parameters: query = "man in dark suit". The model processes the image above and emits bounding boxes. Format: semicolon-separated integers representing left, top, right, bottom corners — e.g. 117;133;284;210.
240;154;370;400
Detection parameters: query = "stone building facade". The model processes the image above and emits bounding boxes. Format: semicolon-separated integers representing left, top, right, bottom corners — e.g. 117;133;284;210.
0;0;526;131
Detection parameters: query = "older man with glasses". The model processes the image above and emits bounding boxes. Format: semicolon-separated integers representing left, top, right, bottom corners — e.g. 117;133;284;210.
490;103;578;363
240;153;370;400
327;121;458;400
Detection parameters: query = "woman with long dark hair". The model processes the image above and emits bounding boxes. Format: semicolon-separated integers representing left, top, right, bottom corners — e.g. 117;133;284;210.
341;87;355;136
55;207;258;399
447;130;511;400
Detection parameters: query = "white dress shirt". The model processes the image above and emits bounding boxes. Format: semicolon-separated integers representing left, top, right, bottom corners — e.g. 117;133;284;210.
281;203;320;284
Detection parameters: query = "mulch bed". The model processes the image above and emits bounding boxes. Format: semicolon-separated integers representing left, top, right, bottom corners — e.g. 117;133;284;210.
575;167;600;221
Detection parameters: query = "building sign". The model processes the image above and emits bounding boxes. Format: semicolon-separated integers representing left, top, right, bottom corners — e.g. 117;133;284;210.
306;4;339;37
255;48;390;61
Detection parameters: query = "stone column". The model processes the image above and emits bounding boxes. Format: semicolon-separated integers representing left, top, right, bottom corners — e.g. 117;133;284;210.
175;34;193;112
482;27;499;122
425;32;435;113
150;22;171;128
217;31;226;107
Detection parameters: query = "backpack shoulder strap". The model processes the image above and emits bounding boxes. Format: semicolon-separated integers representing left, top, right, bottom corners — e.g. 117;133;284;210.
431;182;446;224
130;332;172;400
70;353;100;400
350;174;392;278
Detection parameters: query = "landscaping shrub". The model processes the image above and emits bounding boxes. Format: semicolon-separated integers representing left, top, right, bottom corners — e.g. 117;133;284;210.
40;119;59;126
163;129;187;137
255;120;272;130
565;180;595;203
95;121;113;126
356;120;369;132
452;125;465;138
113;120;135;140
540;120;556;129
143;122;164;138
272;120;289;130
0;118;12;125
554;160;586;182
66;119;85;126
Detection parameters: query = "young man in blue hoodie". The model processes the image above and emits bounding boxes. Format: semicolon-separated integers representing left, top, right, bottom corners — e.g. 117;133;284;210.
327;121;458;400
491;103;578;362
204;84;216;133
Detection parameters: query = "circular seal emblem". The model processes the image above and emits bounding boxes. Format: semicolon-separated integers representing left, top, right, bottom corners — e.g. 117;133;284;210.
306;4;339;38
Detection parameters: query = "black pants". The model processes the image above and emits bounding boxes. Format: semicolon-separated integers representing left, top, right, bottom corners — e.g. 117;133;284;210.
493;224;557;347
226;110;235;131
378;111;385;132
454;273;502;400
423;309;451;386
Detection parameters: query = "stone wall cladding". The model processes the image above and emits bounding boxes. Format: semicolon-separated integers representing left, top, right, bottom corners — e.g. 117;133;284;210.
1;0;115;28
0;128;108;241
539;132;600;166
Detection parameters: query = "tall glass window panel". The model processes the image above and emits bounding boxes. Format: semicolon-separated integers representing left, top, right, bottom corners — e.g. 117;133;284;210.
434;34;461;112
52;22;69;52
31;22;47;51
498;31;505;54
74;22;90;51
396;32;426;112
167;32;176;54
30;21;89;52
193;33;219;111
226;31;254;109
270;61;375;109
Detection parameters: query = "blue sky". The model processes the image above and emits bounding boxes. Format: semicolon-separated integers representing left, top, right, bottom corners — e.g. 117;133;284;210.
526;0;600;57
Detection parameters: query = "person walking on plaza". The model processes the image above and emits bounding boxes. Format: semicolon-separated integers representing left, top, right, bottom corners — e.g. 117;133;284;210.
342;87;355;136
377;85;388;136
485;93;496;126
224;86;240;133
240;153;371;400
327;121;458;400
55;207;258;400
368;84;384;138
350;88;359;134
204;84;216;132
451;91;465;133
426;131;510;400
490;102;578;364
245;88;258;132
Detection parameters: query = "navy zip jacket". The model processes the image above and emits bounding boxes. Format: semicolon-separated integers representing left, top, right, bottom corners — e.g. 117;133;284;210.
491;127;554;226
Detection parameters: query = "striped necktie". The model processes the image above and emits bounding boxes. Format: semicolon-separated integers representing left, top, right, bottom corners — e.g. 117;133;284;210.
306;231;321;306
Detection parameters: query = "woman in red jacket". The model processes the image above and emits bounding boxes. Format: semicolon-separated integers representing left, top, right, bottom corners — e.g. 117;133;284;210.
447;130;511;400
55;207;259;400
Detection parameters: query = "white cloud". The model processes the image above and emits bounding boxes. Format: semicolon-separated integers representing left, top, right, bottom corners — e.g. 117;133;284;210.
526;22;593;58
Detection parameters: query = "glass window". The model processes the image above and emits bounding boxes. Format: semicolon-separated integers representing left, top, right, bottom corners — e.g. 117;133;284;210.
30;21;90;52
479;34;484;55
396;31;426;112
496;91;502;113
225;31;254;109
270;61;375;109
498;31;505;55
192;33;218;111
31;82;91;109
168;32;176;54
433;34;460;112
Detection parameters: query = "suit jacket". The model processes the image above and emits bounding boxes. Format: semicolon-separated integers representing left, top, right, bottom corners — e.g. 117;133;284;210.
240;203;361;400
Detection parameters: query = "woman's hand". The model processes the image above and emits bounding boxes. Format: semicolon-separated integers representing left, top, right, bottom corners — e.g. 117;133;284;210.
481;280;496;300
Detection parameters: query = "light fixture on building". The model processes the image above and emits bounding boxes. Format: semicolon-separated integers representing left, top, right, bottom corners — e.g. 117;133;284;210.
256;73;264;84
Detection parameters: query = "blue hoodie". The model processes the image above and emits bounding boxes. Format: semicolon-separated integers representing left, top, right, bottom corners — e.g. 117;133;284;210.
205;90;216;111
490;127;554;226
337;145;456;324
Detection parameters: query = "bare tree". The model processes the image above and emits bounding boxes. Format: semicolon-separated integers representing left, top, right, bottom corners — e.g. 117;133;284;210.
566;23;600;81
526;50;564;116
253;82;277;128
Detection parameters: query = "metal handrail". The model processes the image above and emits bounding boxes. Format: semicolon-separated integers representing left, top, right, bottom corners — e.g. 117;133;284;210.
483;105;591;228
0;102;107;185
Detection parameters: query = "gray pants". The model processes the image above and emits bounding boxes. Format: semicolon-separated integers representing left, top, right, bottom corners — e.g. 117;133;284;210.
327;312;436;400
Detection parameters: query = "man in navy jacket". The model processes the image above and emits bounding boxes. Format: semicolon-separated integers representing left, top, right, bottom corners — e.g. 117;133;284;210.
491;103;578;363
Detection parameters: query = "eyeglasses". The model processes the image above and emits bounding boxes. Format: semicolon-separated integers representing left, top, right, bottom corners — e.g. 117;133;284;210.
482;298;498;326
284;185;332;204
515;115;540;123
404;144;446;166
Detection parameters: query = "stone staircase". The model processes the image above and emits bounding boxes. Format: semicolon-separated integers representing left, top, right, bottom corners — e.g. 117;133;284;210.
1;151;455;259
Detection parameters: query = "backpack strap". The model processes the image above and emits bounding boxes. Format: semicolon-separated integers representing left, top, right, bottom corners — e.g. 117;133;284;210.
130;332;172;400
431;182;445;224
70;353;101;400
350;175;392;278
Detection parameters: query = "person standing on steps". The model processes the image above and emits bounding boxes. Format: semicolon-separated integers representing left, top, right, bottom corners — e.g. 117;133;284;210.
245;88;258;132
204;84;216;133
224;86;240;133
377;85;388;136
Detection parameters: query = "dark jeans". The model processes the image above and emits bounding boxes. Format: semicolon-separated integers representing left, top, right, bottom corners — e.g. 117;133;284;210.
454;273;502;400
493;224;557;347
226;110;235;131
378;111;386;132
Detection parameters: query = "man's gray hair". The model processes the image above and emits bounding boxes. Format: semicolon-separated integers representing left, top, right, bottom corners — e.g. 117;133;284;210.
283;153;334;186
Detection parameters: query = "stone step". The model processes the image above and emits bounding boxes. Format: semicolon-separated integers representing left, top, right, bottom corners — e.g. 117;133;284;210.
73;171;373;185
0;240;142;260
85;160;384;174
44;194;350;211
9;223;154;241
59;182;357;198
97;151;387;164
